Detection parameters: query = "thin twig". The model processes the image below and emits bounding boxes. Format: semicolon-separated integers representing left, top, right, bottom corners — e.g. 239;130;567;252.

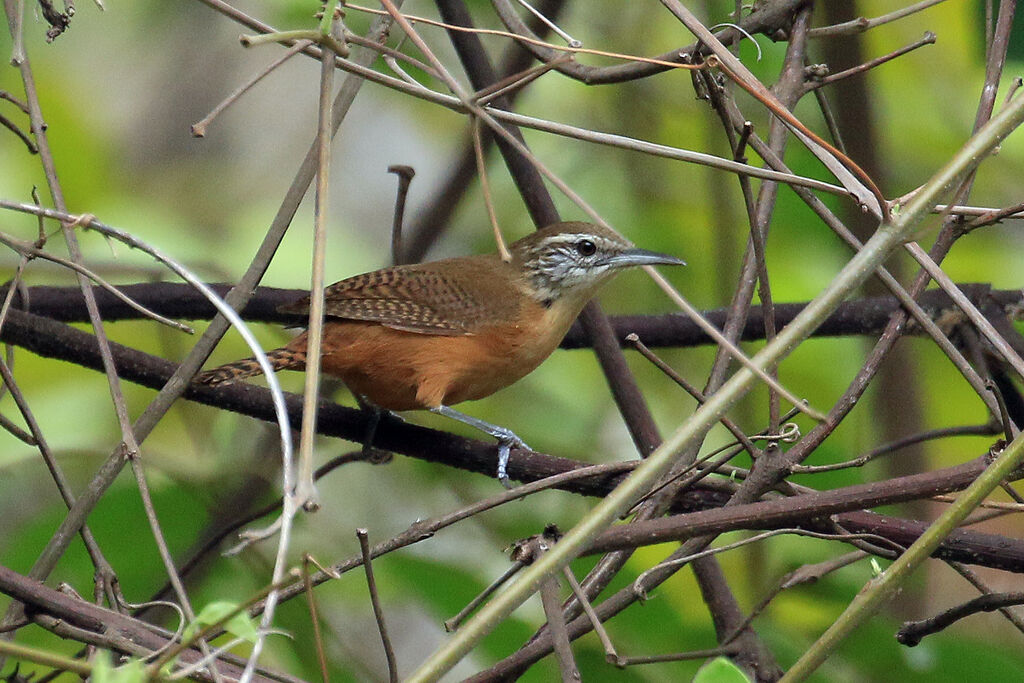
626;333;761;456
474;53;572;106
963;199;1024;231
344;31;439;78
806;32;936;89
0;230;193;332
805;63;847;150
932;495;1024;511
253;461;642;610
356;529;399;683
302;555;339;683
946;561;1024;637
295;6;343;515
897;591;1024;646
444;562;524;632
632;528;901;599
387;164;415;265
191;39;312;137
938;202;1024;220
471;116;511;261
342;2;704;73
791;423;998;474
904;241;1024;379
660;0;887;217
613;646;739;667
236;39;856;197
0;110;37;152
0;358;112;574
561;566;616;662
808;0;949;38
0;89;30;112
539;574;579;683
644;268;825;421
718;551;869;650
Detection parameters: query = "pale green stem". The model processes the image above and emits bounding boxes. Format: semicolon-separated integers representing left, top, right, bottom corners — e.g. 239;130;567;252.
0;639;92;676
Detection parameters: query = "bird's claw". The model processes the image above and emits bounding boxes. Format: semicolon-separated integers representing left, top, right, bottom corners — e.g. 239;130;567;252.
495;431;530;489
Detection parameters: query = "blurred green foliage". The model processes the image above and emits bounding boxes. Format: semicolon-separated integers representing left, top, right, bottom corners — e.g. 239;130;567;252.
2;1;1024;681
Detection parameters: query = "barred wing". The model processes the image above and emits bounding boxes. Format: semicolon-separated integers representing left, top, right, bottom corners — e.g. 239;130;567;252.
277;259;517;336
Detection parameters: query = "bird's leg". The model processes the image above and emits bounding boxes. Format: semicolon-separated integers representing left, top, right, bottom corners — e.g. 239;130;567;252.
431;405;530;488
354;394;401;461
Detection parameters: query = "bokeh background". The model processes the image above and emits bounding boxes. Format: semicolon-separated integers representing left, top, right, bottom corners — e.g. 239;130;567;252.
2;1;1024;680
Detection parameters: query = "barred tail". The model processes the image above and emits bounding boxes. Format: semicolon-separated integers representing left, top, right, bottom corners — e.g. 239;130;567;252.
194;347;307;386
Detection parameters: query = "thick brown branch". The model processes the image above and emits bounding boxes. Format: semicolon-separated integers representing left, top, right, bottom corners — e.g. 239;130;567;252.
585;459;1024;572
11;282;1022;348
1;307;1022;572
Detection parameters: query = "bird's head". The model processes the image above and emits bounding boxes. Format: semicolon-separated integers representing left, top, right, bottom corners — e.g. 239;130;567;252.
510;222;685;306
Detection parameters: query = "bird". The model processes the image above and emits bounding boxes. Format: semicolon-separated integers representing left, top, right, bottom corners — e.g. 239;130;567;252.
194;221;684;485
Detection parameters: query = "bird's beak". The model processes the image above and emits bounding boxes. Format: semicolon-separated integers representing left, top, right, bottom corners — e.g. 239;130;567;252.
602;248;686;269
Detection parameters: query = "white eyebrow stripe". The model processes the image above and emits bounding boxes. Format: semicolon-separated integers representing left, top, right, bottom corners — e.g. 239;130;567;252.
536;233;618;251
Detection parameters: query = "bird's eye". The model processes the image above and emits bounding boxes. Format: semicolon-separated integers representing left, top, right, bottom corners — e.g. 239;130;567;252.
575;239;597;257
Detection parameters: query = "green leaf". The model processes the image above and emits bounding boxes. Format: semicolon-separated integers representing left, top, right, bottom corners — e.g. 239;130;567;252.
91;652;147;683
91;651;113;683
113;659;147;683
693;657;751;683
184;601;259;644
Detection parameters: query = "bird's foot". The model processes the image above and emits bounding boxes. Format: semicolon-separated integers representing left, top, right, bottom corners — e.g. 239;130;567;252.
492;427;530;489
429;405;529;488
358;399;404;458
